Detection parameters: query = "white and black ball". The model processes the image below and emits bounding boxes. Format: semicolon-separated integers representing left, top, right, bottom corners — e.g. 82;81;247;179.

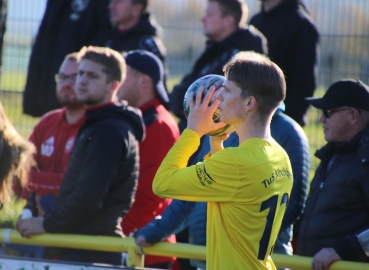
183;74;234;136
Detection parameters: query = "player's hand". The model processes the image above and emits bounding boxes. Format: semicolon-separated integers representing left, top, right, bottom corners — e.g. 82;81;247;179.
187;86;226;137
135;236;152;247
311;248;341;270
17;217;45;238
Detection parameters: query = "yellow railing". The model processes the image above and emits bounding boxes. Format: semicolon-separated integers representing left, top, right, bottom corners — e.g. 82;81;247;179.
0;229;367;269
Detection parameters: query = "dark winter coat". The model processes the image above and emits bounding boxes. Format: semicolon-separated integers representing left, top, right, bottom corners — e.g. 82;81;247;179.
249;0;319;126
297;126;369;262
23;0;112;117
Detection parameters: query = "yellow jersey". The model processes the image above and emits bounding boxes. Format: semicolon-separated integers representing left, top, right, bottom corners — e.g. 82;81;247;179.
153;129;293;270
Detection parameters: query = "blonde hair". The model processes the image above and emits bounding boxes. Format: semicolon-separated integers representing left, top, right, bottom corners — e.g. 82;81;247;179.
0;102;35;203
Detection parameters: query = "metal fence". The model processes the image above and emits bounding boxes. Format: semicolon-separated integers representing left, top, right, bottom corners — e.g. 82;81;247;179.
0;0;369;169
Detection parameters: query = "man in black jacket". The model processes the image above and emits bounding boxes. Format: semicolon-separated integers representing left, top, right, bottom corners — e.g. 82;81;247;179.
170;0;268;132
297;79;369;268
106;0;166;65
249;0;319;126
22;0;113;117
17;46;145;266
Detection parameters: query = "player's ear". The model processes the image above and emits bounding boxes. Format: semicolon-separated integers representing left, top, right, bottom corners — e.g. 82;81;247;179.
244;96;257;113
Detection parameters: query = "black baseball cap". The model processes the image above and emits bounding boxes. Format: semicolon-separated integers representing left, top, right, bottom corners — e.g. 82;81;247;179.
124;50;169;106
306;79;369;111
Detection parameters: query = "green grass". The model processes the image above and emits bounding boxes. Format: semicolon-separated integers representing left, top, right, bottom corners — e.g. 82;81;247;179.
0;70;27;92
0;78;327;229
0;198;26;229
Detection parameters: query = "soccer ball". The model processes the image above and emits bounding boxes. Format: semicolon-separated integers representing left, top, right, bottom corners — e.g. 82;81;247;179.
183;74;234;136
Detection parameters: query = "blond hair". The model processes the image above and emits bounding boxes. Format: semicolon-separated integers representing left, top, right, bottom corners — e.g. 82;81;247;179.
0;102;35;203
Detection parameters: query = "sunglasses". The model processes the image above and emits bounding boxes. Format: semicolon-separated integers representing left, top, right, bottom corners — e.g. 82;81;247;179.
322;108;359;118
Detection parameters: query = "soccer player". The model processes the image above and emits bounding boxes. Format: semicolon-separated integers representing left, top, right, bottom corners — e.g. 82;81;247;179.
152;51;293;269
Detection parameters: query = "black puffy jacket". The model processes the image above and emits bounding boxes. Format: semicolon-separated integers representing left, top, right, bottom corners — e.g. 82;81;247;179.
43;102;145;237
297;126;369;262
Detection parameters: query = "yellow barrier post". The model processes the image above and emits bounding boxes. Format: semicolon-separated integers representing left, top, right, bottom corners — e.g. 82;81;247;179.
126;246;145;268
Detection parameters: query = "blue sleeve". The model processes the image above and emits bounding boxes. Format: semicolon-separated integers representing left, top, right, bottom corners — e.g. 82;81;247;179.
271;111;310;232
135;199;196;243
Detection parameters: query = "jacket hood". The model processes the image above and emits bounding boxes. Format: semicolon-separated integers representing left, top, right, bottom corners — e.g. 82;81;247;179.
85;102;145;142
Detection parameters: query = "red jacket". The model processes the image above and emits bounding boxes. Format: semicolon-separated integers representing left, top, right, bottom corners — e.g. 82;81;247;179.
24;108;84;197
121;99;179;266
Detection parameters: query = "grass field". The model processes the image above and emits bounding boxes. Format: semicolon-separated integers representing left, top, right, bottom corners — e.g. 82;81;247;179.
0;77;326;229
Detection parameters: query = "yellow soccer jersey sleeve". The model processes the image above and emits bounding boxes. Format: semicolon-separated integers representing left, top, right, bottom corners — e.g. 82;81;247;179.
153;129;293;270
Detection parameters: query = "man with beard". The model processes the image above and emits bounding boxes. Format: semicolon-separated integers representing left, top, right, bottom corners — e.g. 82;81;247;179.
8;53;85;259
22;52;85;215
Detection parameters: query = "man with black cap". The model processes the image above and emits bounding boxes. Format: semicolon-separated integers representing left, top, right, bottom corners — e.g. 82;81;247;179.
297;79;369;268
117;50;179;269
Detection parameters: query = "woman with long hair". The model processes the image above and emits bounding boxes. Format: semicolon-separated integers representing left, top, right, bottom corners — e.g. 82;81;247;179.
0;101;35;206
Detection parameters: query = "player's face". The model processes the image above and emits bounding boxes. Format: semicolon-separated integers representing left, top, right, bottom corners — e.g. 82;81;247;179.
216;79;247;126
55;59;82;108
117;66;141;107
76;60;114;108
109;0;136;26
201;2;228;41
318;107;356;142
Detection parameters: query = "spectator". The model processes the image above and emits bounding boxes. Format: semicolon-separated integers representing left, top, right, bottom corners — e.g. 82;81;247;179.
23;52;85;214
23;0;112;117
249;0;319;126
0;102;34;207
170;0;267;132
17;46;145;266
135;103;310;269
296;79;369;268
150;51;292;269
106;0;166;66
116;50;179;269
6;52;84;259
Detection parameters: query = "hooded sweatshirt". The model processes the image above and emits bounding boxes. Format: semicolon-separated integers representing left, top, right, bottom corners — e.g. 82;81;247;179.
43;102;145;237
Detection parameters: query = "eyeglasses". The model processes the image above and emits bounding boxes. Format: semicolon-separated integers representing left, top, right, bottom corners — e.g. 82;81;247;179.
55;73;77;83
322;108;353;119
